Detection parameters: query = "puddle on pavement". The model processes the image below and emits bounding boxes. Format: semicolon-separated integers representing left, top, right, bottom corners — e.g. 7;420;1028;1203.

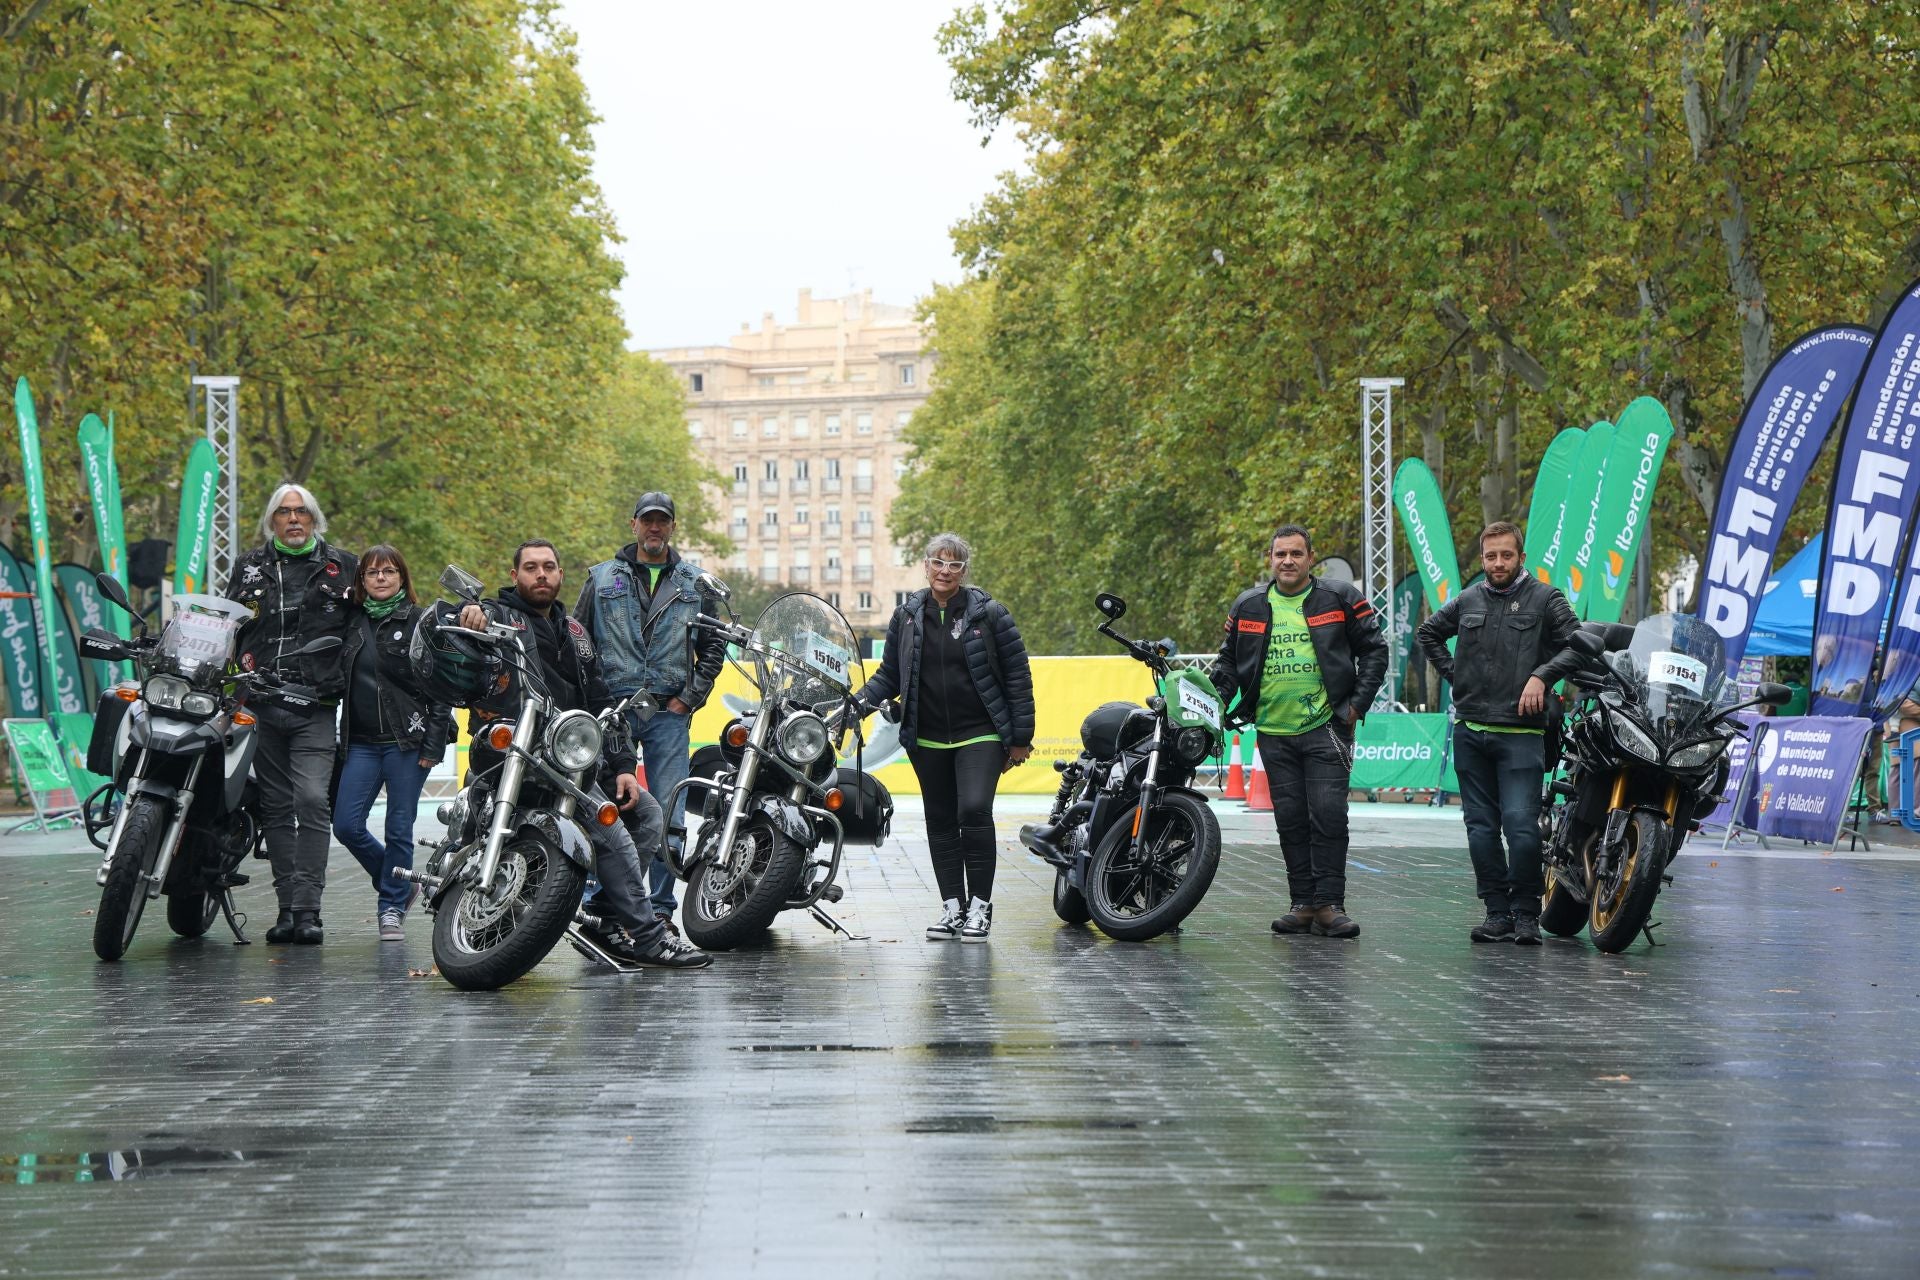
905;1115;1153;1134
731;1038;1190;1056
3;1146;275;1185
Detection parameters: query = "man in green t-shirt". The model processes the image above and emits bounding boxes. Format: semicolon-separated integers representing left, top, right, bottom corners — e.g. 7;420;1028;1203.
1214;524;1388;939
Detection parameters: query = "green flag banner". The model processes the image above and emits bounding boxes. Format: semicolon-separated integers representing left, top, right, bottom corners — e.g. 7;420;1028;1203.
55;563;114;702
1391;571;1422;706
1585;397;1674;623
1555;420;1618;617
75;413;129;644
13;379;75;715
1524;426;1586;577
1392;459;1462;614
174;438;219;596
0;544;43;717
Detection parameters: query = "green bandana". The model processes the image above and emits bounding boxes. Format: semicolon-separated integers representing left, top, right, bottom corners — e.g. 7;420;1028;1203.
273;537;317;557
363;595;404;621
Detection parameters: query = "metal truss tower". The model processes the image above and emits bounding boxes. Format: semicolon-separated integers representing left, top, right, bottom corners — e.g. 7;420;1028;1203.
1360;377;1404;709
192;376;241;593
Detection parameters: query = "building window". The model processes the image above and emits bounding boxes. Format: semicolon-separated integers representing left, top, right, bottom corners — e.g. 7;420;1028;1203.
825;548;842;569
894;591;911;608
827;592;841;609
761;549;780;582
763;459;779;481
893;457;908;480
732;463;749;484
857;591;874;611
825;414;842;436
687;419;703;438
856;412;873;434
795;506;810;525
896;410;912;430
731;417;748;439
758;375;775;388
855;546;874;567
899;364;915;386
763;507;779;529
762;416;779;438
690;372;705;393
793;415;810;438
793;458;810;480
825;457;841;480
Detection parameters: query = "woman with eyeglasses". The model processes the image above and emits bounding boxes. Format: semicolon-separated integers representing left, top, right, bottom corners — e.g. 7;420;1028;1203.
331;545;454;941
854;533;1035;942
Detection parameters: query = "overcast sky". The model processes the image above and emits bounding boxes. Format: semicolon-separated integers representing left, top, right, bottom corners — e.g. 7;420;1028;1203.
552;0;1026;351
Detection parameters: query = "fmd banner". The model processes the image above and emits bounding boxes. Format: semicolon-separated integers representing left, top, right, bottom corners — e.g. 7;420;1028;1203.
1811;279;1920;716
1740;715;1873;843
1696;325;1874;667
1699;712;1759;830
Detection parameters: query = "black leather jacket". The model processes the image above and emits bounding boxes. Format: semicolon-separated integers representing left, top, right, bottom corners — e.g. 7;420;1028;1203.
224;540;359;700
1211;576;1389;729
340;602;455;762
1416;574;1583;729
468;587;636;776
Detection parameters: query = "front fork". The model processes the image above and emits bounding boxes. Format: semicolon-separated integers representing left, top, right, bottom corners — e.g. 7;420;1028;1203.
710;711;771;873
1130;726;1164;859
475;708;542;894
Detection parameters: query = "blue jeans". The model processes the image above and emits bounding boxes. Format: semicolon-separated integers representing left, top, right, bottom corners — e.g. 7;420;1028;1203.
632;708;690;914
1452;725;1547;917
332;742;431;915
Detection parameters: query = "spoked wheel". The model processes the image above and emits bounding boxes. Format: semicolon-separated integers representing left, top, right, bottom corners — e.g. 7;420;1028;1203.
1085;792;1221;941
94;795;167;961
1052;869;1091;925
683;815;806;951
431;834;586;990
1538;821;1591;938
1587;810;1668;953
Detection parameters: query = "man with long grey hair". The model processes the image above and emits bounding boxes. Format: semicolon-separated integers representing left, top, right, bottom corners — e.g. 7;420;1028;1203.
223;483;358;944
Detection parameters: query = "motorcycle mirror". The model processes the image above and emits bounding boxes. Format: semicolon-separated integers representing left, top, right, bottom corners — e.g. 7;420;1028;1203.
696;571;733;602
1568;631;1604;658
93;571;135;615
439;564;486;603
1601;622;1636;652
296;635;342;656
1095;593;1127;620
1153;638;1177;657
1757;681;1792;707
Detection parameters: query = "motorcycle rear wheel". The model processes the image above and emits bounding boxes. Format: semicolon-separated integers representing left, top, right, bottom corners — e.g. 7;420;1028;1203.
1588;810;1667;953
432;834;585;990
1086;792;1220;941
94;795;166;961
1539;822;1591;938
166;883;220;938
1052;869;1091;925
683;815;806;951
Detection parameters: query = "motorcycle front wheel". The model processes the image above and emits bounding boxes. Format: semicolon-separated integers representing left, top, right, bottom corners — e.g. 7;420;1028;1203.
1086;792;1221;941
683;815;806;951
94;795;167;961
1587;810;1667;953
432;834;586;990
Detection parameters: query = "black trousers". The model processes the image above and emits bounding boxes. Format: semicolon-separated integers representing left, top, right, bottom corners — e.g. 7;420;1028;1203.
906;741;1005;903
253;703;338;913
1257;721;1354;908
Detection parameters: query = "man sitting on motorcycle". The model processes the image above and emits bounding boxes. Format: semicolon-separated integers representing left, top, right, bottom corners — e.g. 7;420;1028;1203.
459;539;710;969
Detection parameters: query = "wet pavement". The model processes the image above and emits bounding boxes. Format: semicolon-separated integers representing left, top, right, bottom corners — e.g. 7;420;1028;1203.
3;797;1918;1278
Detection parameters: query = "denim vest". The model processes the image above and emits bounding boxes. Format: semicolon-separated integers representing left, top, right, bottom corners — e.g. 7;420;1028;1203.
584;556;704;697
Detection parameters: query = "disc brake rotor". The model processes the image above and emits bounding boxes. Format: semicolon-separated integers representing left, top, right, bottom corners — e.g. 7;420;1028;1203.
459;850;530;932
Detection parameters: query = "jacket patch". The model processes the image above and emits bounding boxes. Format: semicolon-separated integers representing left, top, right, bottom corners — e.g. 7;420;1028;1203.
566;616;596;661
1352;603;1375;617
325;561;340;577
1306;611;1346;628
1237;618;1267;634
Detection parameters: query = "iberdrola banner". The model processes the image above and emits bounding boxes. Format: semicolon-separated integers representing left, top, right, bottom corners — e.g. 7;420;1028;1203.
13;378;74;713
0;543;42;717
174;438;219;596
1695;325;1875;667
1391;458;1461;614
1584;397;1674;623
1811;278;1920;716
1524;426;1585;577
75;413;128;618
1555;420;1617;616
56;562;114;702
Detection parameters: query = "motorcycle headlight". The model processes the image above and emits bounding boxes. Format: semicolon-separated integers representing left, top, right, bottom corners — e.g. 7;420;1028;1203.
1668;736;1729;769
777;712;829;765
544;709;604;773
182;691;220;718
1612;712;1660;763
1173;726;1213;767
143;675;191;712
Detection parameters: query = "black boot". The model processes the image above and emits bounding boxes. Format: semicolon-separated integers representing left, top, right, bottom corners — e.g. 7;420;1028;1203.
265;909;297;945
292;911;325;945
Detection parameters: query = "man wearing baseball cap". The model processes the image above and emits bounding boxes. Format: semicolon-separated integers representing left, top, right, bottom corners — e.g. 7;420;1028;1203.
575;493;727;926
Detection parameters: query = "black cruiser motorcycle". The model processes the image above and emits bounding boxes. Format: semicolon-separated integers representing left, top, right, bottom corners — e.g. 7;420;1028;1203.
1537;613;1788;951
77;573;338;961
665;576;892;950
1019;592;1224;941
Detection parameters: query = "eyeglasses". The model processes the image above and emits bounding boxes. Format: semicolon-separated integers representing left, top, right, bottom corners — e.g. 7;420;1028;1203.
927;557;968;572
364;566;400;577
272;506;312;520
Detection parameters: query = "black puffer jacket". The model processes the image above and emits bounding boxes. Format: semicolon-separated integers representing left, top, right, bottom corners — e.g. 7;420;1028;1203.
340;602;455;762
856;586;1035;749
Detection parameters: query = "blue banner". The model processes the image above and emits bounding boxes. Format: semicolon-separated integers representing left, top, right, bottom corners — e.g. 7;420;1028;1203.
1697;326;1873;666
1811;281;1920;716
1740;715;1873;843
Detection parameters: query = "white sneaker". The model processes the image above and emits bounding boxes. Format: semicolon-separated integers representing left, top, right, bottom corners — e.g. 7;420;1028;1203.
378;910;405;942
926;898;964;941
959;897;992;943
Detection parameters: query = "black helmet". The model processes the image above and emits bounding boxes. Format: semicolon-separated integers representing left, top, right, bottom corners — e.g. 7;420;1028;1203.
409;602;504;707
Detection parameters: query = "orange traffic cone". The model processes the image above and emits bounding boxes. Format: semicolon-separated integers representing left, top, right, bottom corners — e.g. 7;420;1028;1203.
1224;732;1246;801
1246;742;1272;812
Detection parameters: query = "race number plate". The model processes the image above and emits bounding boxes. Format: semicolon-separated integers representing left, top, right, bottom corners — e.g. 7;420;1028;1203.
171;612;238;663
1177;679;1222;730
1648;650;1707;696
801;631;851;686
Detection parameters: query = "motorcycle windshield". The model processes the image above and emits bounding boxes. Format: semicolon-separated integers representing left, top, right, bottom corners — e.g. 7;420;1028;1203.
752;592;867;748
162;594;250;683
1622;613;1728;740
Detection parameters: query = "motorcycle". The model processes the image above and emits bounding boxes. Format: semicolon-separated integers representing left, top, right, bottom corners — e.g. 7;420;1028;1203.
1019;592;1224;941
76;573;340;961
664;576;892;950
401;565;656;990
1537;613;1788;952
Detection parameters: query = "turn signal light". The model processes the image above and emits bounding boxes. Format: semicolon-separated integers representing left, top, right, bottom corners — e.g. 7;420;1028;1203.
724;722;750;749
232;710;256;726
595;802;620;827
114;685;139;702
486;723;515;751
823;787;845;811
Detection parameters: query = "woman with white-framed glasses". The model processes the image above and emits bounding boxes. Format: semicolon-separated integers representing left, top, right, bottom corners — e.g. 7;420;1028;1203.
854;533;1035;942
